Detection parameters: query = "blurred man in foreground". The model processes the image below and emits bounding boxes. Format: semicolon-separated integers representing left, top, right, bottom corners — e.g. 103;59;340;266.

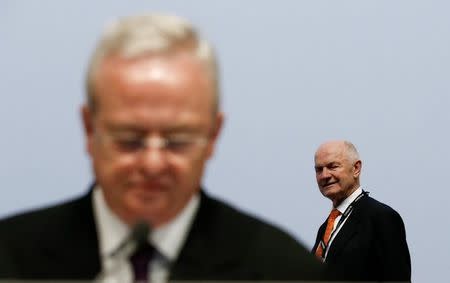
0;13;322;282
312;140;411;281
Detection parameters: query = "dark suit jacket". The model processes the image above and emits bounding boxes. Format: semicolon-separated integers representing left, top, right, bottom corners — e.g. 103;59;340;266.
0;189;323;281
312;194;411;282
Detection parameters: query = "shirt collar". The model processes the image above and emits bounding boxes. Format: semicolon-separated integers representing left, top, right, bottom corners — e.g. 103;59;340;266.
151;192;199;261
335;186;362;213
92;186;200;262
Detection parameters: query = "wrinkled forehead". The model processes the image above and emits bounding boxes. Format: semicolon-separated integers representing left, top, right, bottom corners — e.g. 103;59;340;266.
93;53;215;110
315;143;347;163
98;52;210;81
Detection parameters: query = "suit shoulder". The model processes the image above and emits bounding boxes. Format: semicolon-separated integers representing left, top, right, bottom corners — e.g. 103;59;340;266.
200;193;312;257
194;193;323;280
204;194;297;240
362;196;400;213
359;196;405;224
0;193;90;235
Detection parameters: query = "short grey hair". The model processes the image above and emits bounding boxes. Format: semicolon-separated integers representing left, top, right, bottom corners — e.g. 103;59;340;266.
343;140;360;163
85;13;220;113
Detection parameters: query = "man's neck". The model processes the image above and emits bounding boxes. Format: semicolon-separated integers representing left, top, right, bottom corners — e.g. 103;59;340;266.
333;185;360;207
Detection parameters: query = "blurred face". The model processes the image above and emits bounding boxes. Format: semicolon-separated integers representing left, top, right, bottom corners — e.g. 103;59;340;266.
314;142;361;207
82;52;223;227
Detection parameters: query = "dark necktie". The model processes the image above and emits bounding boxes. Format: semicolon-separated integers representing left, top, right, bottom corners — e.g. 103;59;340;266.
129;242;155;282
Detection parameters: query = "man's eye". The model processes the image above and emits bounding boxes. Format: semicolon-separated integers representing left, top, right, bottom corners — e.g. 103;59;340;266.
116;139;143;151
167;138;191;151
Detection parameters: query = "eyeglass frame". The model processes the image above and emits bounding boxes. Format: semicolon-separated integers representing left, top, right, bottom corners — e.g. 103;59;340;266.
93;129;210;158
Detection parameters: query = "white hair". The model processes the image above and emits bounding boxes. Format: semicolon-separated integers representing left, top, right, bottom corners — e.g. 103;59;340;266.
85;13;219;112
343;140;360;163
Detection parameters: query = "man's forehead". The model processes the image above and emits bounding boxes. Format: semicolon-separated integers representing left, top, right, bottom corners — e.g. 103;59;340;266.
93;54;214;102
125;61;178;84
315;144;346;161
100;52;206;76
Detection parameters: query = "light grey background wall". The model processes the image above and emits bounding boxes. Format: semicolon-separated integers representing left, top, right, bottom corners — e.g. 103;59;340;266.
1;1;448;282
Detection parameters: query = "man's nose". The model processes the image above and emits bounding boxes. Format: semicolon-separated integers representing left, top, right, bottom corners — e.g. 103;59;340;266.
319;168;331;179
138;145;168;176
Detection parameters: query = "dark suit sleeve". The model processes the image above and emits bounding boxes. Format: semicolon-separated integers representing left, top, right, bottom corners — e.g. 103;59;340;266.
373;207;411;281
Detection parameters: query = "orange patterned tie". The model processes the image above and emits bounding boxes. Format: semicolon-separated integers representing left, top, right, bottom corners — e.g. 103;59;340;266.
315;208;341;258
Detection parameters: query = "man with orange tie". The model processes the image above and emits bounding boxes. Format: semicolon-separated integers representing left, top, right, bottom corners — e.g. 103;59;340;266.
312;140;411;282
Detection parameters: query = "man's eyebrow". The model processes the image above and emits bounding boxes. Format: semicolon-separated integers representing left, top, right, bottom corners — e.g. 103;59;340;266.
163;125;204;134
315;162;339;169
104;123;204;133
106;126;147;135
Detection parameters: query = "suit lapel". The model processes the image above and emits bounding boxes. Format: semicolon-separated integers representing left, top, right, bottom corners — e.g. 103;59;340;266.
325;196;368;262
312;220;327;253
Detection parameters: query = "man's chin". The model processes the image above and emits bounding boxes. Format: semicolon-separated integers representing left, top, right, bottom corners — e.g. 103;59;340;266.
321;187;341;200
321;185;336;194
127;206;165;227
126;185;171;204
123;193;167;221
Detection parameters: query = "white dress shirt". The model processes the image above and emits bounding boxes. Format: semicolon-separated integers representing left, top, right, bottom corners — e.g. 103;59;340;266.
92;186;200;283
323;187;363;260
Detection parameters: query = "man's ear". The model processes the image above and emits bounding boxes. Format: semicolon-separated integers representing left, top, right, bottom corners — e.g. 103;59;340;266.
353;160;362;178
205;111;224;159
81;104;94;156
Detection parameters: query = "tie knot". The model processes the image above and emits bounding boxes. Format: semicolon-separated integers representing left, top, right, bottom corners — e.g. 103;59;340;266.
329;208;341;220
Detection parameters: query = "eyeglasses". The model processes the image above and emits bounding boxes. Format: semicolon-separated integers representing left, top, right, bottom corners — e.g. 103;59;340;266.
95;131;209;158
